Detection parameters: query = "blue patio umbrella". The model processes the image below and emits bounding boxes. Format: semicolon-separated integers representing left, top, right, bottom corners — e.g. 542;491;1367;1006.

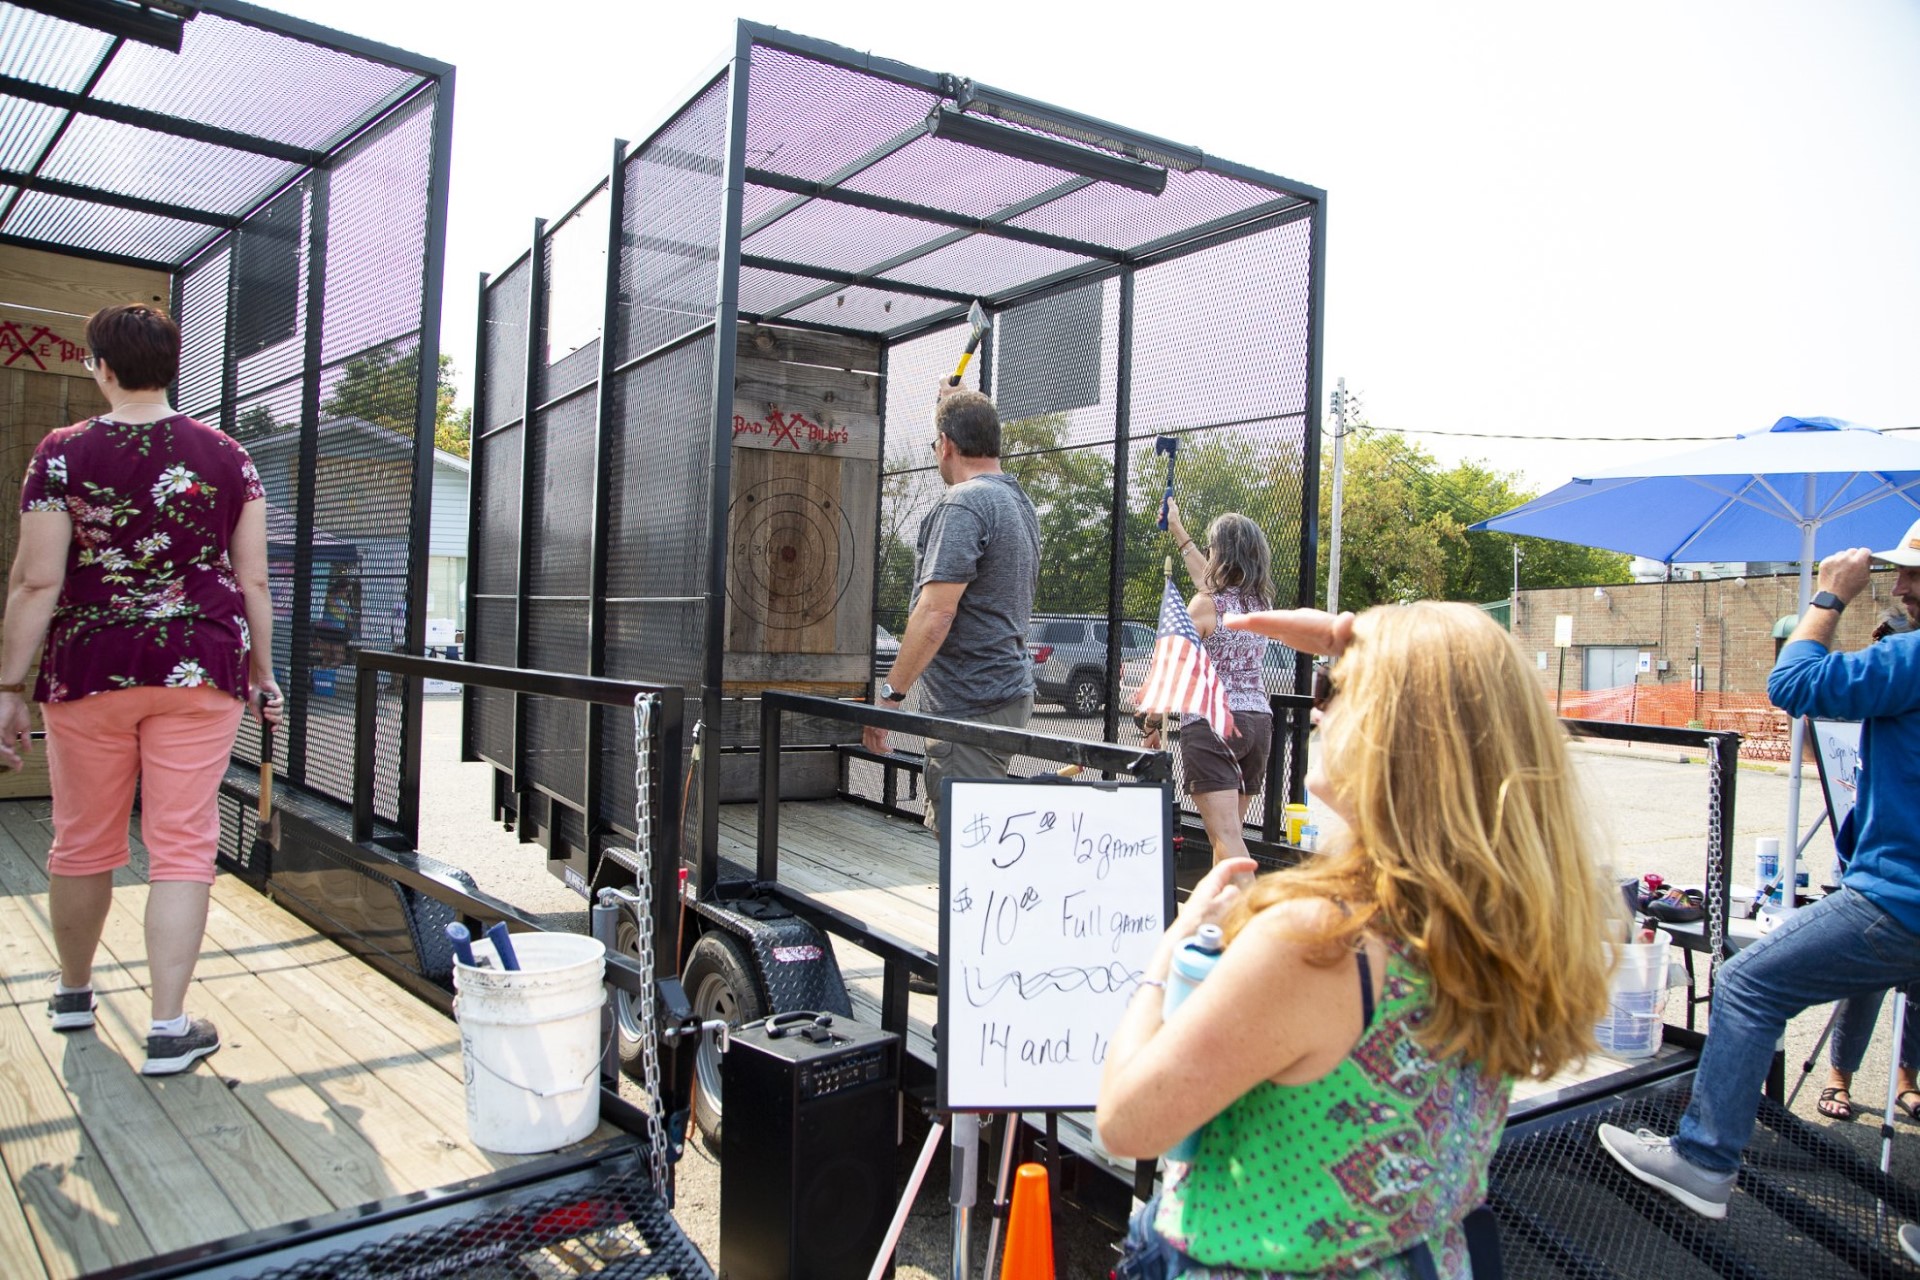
1473;416;1920;910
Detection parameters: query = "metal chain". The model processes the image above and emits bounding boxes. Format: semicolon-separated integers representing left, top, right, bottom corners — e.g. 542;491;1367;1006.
631;692;669;1199
1705;736;1726;982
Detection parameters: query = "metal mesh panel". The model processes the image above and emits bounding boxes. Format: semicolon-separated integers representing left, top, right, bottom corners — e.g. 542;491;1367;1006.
527;389;597;597
4;186;208;261
884;234;1096;300
468;595;513;766
1489;1081;1920;1279
90;11;422;151
605;340;713;603
0;7;111;91
526;599;589;804
741;199;950;276
1130;217;1314;432
474;424;521;596
232;379;304;775
839;133;1083;220
783;285;953;333
1010;169;1299;254
301;338;420;817
736;263;828;318
232;181;311;397
236;1155;711;1279
320;91;435;363
541;185;607;399
605;599;705;693
175;245;229;418
614;75;728;364
744;44;937;184
39;112;298;217
482;257;530;431
0;93;64;170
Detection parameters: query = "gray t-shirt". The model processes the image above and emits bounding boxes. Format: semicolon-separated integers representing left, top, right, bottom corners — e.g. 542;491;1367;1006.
911;472;1039;717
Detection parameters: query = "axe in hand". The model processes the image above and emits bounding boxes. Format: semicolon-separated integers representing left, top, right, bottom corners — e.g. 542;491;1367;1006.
948;301;991;387
1155;436;1180;530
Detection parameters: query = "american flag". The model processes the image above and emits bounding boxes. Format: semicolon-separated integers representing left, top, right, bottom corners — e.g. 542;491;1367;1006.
1136;579;1235;743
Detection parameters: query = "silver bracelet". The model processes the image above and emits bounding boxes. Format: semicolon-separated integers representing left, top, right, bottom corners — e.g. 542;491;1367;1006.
1133;977;1166;993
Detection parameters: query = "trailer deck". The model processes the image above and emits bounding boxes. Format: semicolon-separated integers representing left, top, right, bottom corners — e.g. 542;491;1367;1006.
0;801;616;1280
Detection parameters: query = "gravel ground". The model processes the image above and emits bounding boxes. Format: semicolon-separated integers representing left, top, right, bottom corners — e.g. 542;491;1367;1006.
412;698;1918;1274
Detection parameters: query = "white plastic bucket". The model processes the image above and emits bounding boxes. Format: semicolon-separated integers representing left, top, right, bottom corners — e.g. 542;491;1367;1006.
452;931;606;1154
1596;932;1671;1061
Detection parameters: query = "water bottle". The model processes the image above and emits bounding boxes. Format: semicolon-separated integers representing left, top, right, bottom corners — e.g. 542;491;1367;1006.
1299;823;1320;853
1162;924;1226;1161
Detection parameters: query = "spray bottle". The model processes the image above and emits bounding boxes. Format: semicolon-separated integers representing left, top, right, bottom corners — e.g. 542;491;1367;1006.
1162;923;1226;1162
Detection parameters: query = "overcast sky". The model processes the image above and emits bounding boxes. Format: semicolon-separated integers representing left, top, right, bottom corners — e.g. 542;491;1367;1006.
271;0;1920;489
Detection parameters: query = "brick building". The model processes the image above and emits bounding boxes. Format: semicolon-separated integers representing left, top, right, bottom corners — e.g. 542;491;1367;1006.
1507;567;1907;739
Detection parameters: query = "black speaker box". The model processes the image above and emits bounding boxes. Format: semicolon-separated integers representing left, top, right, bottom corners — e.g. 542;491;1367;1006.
720;1012;901;1279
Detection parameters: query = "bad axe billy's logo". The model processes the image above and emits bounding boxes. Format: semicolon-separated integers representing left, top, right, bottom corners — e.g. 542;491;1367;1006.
733;404;850;450
1;321;88;372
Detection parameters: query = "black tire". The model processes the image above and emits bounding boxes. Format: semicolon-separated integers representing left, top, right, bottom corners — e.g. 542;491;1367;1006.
1068;671;1104;715
612;906;650;1080
683;930;767;1147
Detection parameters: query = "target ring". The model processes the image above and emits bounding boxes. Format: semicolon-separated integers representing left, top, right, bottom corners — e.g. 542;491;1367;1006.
727;476;856;631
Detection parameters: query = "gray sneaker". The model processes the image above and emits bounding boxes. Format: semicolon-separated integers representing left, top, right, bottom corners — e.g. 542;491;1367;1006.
47;988;96;1031
1900;1223;1920;1265
1596;1123;1735;1219
143;1016;220;1076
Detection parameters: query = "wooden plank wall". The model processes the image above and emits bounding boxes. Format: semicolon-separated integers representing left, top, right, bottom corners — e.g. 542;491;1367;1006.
0;247;168;800
723;324;882;696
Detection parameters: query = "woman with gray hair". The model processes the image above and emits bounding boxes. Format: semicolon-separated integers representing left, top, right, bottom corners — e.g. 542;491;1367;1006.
1148;499;1277;863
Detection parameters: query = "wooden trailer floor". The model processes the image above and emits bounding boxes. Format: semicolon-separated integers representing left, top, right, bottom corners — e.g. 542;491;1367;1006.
718;798;1691;1176
0;800;613;1280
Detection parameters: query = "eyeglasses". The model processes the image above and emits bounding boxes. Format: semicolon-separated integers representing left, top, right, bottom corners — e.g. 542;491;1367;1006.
929;433;945;456
1311;662;1336;713
82;354;99;372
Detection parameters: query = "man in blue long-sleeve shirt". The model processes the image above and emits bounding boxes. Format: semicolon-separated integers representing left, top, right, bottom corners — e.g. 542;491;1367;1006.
1598;519;1920;1218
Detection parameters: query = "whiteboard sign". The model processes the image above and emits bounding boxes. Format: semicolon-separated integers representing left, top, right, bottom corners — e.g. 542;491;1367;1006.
1553;615;1574;648
1809;718;1862;843
938;777;1174;1111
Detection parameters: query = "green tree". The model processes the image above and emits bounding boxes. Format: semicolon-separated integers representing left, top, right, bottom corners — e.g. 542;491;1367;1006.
323;349;470;458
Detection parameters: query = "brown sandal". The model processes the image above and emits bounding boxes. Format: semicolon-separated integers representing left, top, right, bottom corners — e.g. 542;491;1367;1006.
1817;1086;1855;1121
1897;1090;1920;1122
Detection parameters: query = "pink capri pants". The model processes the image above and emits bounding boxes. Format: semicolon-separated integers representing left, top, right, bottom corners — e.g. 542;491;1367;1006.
41;686;245;884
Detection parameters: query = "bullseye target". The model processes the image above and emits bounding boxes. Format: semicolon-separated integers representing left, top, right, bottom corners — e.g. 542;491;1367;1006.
727;475;856;631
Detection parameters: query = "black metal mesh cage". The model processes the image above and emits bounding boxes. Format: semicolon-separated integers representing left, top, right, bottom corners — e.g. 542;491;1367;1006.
467;23;1322;847
127;44;452;832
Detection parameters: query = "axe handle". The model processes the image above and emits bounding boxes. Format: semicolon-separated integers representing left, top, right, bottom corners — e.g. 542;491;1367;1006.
1157;453;1177;530
949;331;985;387
256;691;274;823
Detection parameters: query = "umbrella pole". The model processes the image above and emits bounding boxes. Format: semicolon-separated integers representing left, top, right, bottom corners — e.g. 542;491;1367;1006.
1780;498;1816;916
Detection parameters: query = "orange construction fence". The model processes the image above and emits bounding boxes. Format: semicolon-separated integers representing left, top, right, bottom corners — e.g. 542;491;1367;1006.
1550;685;1799;761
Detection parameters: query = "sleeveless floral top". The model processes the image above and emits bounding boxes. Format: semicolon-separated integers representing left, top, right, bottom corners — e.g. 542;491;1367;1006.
1181;583;1271;727
1155;940;1509;1279
20;414;264;704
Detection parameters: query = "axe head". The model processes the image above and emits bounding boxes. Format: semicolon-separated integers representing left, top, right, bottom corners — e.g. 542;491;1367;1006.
1154;435;1179;459
967;299;990;338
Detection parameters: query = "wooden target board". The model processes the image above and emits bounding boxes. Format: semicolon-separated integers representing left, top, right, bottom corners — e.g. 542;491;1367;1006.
723;326;880;693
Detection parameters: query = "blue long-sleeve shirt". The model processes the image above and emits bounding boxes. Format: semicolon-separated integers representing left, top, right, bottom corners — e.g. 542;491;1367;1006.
1769;633;1920;932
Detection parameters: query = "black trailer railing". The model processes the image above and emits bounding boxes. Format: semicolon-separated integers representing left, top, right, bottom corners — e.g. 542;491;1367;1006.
348;653;686;1100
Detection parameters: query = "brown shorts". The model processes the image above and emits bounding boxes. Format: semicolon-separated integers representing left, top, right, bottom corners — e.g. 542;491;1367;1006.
1178;710;1273;796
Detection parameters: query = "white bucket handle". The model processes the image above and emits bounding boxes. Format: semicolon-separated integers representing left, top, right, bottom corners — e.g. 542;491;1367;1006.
465;1046;602;1099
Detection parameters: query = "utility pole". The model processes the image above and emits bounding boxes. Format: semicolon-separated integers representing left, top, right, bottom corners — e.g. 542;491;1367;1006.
1326;377;1349;612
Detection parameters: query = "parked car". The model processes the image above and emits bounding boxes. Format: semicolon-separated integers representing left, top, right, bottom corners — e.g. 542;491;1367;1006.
874;624;901;680
1025;614;1155;714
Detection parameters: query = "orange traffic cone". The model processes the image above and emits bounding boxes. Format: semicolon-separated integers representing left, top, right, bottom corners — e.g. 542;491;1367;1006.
1000;1162;1055;1280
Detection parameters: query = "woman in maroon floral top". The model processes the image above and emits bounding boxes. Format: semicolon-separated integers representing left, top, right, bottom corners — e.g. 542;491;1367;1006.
0;304;281;1077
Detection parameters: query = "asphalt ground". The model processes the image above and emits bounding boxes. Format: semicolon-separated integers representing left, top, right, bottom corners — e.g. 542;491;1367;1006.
413;697;1919;1276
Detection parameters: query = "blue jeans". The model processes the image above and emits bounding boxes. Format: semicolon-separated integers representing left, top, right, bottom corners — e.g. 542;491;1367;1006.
1677;887;1920;1173
1831;982;1920;1074
1115;1195;1190;1280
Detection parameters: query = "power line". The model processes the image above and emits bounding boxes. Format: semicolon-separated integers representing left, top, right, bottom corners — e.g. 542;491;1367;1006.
1345;422;1920;443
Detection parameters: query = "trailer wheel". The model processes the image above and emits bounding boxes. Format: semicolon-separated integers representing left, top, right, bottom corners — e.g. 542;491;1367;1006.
612;906;653;1080
684;930;766;1145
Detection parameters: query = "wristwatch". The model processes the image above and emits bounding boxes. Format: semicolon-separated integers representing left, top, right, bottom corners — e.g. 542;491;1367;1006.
1810;590;1847;615
880;681;907;703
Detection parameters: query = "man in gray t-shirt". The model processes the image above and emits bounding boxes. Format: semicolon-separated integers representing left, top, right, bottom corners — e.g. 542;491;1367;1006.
863;386;1038;834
